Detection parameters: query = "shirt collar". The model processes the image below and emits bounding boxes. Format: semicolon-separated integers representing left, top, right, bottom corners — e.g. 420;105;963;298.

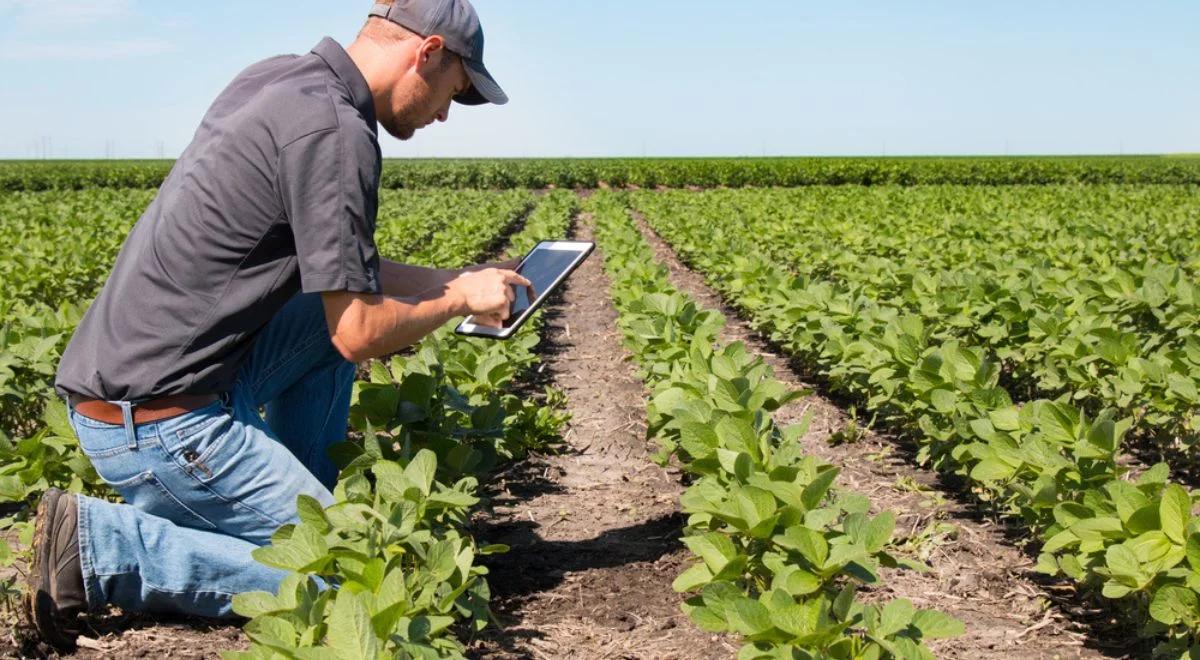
311;37;376;129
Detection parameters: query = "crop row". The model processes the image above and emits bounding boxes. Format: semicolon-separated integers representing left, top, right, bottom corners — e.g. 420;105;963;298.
228;190;577;657
632;187;1200;458
587;191;962;659
629;191;1200;654
3;156;1200;192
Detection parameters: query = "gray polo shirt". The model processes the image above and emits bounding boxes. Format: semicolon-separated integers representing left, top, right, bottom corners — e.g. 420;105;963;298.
55;37;382;402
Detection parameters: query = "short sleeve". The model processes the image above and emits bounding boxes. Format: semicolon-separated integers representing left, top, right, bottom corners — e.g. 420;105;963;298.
277;126;381;294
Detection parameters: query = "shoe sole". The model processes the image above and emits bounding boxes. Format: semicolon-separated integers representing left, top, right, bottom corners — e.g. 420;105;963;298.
26;489;76;650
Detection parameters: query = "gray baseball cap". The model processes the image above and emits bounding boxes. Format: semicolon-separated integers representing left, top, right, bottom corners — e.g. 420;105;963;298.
367;0;507;106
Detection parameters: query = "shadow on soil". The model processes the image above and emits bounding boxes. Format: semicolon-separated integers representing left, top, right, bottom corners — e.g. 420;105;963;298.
467;512;685;658
477;512;684;601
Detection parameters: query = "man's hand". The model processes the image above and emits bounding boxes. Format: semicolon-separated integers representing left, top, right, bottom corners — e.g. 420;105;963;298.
447;268;532;328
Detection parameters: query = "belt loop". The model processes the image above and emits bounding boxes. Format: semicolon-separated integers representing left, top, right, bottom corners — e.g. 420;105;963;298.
119;401;138;450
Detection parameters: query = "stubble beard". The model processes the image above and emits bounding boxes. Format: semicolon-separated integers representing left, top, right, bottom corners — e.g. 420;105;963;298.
385;86;425;141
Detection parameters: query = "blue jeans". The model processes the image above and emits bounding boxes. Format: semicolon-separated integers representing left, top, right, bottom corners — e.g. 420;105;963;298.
67;292;355;618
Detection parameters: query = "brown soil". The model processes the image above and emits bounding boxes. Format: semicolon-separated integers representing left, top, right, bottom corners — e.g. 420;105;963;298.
468;213;733;659
628;207;1139;658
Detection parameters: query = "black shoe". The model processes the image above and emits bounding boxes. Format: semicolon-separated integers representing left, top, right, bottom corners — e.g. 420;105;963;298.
25;488;87;650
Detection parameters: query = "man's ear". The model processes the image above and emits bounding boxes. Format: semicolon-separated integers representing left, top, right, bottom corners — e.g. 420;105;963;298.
415;35;446;72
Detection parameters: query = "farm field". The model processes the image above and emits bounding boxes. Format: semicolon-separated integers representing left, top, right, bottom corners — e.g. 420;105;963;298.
0;157;1198;658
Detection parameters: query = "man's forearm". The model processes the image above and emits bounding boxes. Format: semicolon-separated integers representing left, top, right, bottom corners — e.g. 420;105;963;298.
325;286;466;362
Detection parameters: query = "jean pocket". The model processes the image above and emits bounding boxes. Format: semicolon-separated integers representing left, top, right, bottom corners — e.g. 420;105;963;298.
164;407;237;484
106;470;218;532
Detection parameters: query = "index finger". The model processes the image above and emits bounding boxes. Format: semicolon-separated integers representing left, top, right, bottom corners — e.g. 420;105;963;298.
498;270;533;288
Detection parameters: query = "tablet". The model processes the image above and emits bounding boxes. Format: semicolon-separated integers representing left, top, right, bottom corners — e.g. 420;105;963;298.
455;240;595;339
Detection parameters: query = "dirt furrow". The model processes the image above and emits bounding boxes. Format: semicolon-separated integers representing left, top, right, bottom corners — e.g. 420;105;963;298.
627;208;1127;658
469;214;732;659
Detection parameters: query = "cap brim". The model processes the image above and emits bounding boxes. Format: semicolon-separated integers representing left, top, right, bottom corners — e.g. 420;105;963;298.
454;58;508;106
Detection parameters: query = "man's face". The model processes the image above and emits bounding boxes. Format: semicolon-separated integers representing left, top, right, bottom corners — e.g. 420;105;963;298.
381;44;470;141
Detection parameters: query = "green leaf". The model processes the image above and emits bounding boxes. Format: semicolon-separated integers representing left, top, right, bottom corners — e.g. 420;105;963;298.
969;458;1013;482
770;601;819;637
672;563;714;593
427;489;479;509
1160;484;1191;545
987;407;1021;432
877;598;915;637
929;389;957;414
727;597;773;636
864;511;896;553
1104;544;1143;581
425;539;459;581
773;525;829;567
42;397;75;439
682;533;739;574
735;486;778;532
327;589;379;660
231;591;280;618
911;609;965;639
1149;585;1199;626
1137;463;1170;486
252;525;328;573
1186;533;1200;571
295;494;330;533
776;567;822;596
404;449;438;497
684;603;728;633
1039;402;1079;444
716;449;753;482
715;416;760;460
0;475;27;502
1106;481;1149;524
800;467;840;511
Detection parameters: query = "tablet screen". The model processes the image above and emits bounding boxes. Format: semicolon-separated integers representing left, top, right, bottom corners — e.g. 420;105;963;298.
504;247;580;328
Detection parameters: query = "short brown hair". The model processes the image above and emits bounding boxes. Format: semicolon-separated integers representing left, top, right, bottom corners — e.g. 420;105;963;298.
359;6;458;74
359;14;419;45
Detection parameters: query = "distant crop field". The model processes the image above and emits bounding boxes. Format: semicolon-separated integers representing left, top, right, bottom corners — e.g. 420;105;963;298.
2;154;1200;191
2;158;1199;657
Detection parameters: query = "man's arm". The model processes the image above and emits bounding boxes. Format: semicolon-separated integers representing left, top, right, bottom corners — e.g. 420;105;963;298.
323;266;531;362
379;258;520;298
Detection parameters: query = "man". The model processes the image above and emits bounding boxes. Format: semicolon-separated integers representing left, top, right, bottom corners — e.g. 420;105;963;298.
26;0;528;649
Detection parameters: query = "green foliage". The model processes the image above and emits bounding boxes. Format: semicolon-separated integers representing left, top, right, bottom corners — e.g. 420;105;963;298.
0;398;108;503
632;186;1200;450
226;451;491;659
3;156;1200;191
632;187;1200;652
589;191;959;658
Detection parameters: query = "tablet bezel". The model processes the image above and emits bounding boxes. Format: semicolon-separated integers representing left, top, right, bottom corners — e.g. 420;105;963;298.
454;240;594;339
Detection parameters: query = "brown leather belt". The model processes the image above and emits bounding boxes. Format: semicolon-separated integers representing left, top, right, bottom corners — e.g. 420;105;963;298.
69;394;220;426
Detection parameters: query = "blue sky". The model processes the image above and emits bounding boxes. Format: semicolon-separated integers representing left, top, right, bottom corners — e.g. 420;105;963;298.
1;0;1197;159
